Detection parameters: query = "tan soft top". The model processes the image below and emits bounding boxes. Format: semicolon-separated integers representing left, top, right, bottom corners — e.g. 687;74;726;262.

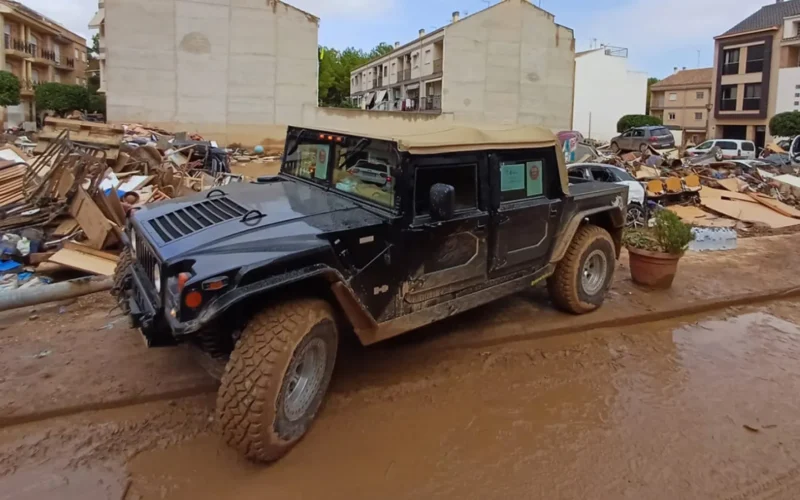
312;122;568;194
319;123;558;155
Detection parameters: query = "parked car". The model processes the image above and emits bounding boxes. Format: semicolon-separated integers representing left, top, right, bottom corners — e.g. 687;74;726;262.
610;126;675;153
568;163;646;227
686;139;756;160
114;123;627;463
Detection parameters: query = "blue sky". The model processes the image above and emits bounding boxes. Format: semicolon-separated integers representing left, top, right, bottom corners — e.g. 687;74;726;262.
29;0;768;80
289;0;768;79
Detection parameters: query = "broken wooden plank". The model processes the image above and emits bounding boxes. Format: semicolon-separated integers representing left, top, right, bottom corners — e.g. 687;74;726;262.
52;218;80;237
63;242;120;263
700;197;800;229
699;187;755;203
48;248;117;276
748;193;800;219
69;188;116;250
667;205;736;228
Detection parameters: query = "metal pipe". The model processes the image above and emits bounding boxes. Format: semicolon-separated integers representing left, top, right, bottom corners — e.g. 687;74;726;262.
0;276;113;312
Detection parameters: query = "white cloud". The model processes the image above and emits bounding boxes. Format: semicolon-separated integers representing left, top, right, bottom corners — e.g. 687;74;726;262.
18;0;98;42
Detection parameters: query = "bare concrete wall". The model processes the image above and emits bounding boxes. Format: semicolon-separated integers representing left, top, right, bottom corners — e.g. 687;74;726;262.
442;0;574;131
104;0;318;145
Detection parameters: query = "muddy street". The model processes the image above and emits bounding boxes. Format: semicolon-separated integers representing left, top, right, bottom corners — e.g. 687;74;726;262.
3;298;800;499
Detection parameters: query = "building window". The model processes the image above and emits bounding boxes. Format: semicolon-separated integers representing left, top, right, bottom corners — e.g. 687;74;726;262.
722;48;740;75
720;84;737;111
425;49;431;65
696;91;704;99
743;83;761;110
795;101;799;106
74;47;79;59
82;51;86;62
668;112;676;120
745;44;765;73
54;73;61;83
384;66;387;77
669;93;677;101
31;69;39;84
695;112;703;120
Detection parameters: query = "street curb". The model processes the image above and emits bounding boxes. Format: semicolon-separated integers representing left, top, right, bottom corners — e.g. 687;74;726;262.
444;285;800;351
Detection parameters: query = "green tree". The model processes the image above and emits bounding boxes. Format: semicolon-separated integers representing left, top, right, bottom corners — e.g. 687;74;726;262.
88;93;106;115
317;43;393;108
35;83;90;116
617;114;663;133
0;71;21;107
369;42;394;59
645;77;659;114
769;111;800;137
88;33;100;60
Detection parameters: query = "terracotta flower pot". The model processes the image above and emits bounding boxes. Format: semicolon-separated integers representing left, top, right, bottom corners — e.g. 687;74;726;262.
626;246;683;289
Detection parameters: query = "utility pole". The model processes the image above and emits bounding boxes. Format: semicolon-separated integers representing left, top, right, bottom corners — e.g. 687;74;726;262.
697;49;701;68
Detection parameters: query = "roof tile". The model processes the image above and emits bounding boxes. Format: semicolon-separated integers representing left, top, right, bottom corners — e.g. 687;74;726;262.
650;68;713;89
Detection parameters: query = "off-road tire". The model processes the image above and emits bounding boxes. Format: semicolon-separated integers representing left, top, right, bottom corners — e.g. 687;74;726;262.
548;224;615;314
111;249;133;313
216;298;338;462
610;142;620;153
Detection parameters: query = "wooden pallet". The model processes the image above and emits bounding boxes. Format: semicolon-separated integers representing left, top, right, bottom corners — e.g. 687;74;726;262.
34;118;124;160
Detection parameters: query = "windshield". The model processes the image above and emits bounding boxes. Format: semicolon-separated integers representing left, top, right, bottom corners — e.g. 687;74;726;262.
695;141;713;150
333;140;396;208
282;131;397;209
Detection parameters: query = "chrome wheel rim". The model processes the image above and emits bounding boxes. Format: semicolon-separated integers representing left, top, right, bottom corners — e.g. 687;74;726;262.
582;250;608;296
626;206;645;228
284;337;327;421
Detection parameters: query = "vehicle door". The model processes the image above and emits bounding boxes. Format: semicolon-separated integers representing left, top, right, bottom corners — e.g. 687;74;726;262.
618;130;632;150
631;129;646;150
716;140;739;159
741;141;756;159
567;166;590;182
403;156;489;304
489;149;561;276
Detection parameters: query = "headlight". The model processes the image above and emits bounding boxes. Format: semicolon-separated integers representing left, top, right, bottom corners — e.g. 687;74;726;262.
130;228;137;257
153;264;161;293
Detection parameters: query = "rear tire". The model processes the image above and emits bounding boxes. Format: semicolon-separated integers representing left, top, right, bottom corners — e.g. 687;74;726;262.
611;142;620;153
548;225;616;314
217;298;338;462
639;143;649;154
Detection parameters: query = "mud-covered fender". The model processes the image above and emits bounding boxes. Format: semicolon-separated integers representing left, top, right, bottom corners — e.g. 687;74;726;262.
550;206;625;264
172;263;378;337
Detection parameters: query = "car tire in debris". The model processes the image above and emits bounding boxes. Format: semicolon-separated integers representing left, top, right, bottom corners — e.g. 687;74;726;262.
610;142;620;153
548;224;615;314
111;249;133;313
626;203;646;228
217;298;339;462
639;143;649;153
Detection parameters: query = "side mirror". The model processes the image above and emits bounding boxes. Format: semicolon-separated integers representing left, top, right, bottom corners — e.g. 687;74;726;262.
429;183;455;221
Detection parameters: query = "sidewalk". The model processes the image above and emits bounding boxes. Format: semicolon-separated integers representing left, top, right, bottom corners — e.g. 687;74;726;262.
2;233;800;425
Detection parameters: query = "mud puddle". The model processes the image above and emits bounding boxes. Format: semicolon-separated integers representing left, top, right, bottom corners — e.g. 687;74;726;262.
118;310;800;500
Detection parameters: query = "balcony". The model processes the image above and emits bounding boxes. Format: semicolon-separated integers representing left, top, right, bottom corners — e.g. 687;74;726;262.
19;79;36;96
5;36;36;58
400;69;411;82
34;48;58;65
55;57;75;70
433;58;442;73
651;97;665;109
720;98;737;111
420;95;442;112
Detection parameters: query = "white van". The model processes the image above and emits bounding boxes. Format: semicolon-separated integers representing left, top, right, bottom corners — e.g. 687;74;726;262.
687;139;757;160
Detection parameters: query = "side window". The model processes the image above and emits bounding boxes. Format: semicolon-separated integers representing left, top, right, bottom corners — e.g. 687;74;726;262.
590;167;615;183
742;142;755;152
415;164;478;217
717;141;737;150
568;168;585;179
499;159;545;202
622;131;632;138
633;129;645;138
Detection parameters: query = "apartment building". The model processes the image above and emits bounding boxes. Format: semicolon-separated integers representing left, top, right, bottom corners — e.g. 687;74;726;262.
709;0;800;150
650;67;713;145
95;0;318;145
349;0;575;131
0;0;87;127
573;46;647;142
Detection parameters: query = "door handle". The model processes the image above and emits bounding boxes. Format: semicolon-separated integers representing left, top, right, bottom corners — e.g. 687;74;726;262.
549;206;559;218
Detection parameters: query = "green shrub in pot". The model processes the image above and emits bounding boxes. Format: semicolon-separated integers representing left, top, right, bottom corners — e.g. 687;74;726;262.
623;210;694;289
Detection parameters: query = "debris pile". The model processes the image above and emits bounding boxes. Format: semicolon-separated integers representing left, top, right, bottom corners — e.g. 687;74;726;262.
570;142;800;236
0;118;263;290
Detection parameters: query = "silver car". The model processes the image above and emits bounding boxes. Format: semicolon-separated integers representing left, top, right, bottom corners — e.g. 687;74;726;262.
611;126;675;153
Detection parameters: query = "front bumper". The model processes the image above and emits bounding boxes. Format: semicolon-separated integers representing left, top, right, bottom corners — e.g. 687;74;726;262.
126;263;159;329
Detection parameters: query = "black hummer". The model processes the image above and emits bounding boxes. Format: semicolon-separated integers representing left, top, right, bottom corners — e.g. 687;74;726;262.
114;124;627;462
